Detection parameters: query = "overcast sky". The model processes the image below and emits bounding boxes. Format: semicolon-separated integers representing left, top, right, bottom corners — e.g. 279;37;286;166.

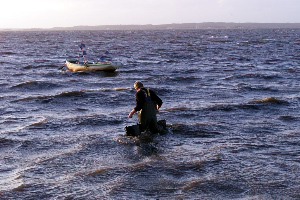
1;0;300;29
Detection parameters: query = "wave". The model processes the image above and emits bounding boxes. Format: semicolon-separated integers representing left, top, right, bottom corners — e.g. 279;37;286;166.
163;107;188;112
0;115;49;134
11;80;59;91
113;87;131;91
135;59;162;64
56;90;86;98
226;73;281;80
249;97;287;104
82;87;131;92
23;64;59;69
34;59;51;63
279;115;299;121
86;158;155;177
12;86;131;103
0;51;16;55
72;115;123;127
84;150;224;196
87;168;113;176
237;84;279;92
28;117;47;127
161;97;288;115
182;177;245;196
145;97;288;116
170;123;222;137
11;80;38;88
207;97;288;112
12;89;88;102
0;168;24;192
11;95;51;102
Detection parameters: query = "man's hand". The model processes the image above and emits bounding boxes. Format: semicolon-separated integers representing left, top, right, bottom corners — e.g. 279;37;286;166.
128;109;135;118
156;105;160;113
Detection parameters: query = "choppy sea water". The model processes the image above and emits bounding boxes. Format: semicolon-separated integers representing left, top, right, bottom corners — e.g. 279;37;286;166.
0;29;299;199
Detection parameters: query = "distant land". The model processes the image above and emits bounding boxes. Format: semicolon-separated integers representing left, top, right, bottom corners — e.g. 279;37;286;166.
2;22;300;31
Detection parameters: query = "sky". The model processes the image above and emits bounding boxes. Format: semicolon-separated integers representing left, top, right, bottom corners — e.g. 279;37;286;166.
1;0;300;29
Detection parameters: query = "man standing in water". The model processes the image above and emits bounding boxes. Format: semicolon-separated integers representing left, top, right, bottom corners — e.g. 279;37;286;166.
128;81;163;133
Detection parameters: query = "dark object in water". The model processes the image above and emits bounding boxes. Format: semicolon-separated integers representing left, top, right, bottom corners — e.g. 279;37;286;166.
125;120;167;136
125;124;141;136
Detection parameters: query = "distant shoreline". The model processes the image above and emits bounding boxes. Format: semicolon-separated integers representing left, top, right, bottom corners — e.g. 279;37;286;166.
2;22;300;31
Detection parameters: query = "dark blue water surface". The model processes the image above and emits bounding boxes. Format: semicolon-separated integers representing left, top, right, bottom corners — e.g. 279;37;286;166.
0;29;300;199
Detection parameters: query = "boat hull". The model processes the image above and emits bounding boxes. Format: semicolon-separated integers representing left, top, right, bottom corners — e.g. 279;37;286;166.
65;60;121;72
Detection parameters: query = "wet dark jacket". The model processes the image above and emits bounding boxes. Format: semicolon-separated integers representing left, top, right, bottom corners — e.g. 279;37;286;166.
134;87;163;133
134;88;162;111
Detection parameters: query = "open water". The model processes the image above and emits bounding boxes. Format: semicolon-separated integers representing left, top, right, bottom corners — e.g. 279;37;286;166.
0;29;300;199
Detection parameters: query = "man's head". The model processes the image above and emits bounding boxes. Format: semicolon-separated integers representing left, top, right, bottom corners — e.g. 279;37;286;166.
134;81;143;90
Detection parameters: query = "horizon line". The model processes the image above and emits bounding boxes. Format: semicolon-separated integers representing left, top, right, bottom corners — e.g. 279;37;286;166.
2;22;300;31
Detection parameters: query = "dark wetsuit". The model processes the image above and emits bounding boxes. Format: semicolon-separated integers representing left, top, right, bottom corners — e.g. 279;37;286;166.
134;87;163;133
